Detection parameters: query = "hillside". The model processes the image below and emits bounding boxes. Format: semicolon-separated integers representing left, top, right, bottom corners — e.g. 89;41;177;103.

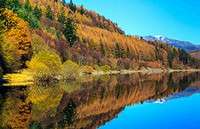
190;51;200;59
0;0;200;81
144;35;200;52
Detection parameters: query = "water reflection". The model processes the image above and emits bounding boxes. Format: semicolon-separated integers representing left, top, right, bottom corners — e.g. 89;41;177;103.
0;72;200;129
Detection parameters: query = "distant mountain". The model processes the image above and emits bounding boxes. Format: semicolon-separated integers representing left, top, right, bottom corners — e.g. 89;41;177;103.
144;35;200;52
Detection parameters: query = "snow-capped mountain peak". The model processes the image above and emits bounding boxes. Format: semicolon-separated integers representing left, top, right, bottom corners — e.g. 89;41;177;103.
154;35;166;40
143;35;200;52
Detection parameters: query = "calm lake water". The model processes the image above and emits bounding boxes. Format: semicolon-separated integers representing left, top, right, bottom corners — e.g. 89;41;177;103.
0;72;200;129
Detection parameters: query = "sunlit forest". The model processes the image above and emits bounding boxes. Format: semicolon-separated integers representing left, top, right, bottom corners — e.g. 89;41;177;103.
0;0;199;83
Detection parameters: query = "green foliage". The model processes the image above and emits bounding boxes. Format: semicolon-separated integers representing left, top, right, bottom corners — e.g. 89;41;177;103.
17;7;40;28
178;49;190;64
1;0;20;11
29;122;42;129
45;26;58;39
58;9;66;24
0;0;6;8
4;0;40;29
0;66;3;78
100;42;106;56
56;31;62;40
63;18;78;47
46;5;54;20
0;0;40;28
69;0;76;12
0;29;6;74
101;65;111;72
58;99;76;127
24;0;32;12
97;65;111;72
33;5;42;19
113;42;125;58
79;5;85;15
167;48;176;68
0;19;4;33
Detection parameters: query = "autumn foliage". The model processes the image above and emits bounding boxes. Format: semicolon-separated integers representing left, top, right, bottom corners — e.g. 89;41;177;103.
0;9;31;72
0;0;199;77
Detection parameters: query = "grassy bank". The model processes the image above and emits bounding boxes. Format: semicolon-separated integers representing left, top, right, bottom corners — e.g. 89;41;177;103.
3;68;200;86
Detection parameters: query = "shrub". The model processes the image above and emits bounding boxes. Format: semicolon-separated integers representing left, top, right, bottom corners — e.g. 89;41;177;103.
99;65;111;72
94;65;111;72
32;34;50;55
26;50;62;81
62;60;80;80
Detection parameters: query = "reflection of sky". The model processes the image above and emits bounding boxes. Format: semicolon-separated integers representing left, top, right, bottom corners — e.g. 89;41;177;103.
99;93;200;129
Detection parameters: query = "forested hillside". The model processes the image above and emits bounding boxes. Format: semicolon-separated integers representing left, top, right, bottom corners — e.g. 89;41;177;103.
0;0;199;81
190;51;200;59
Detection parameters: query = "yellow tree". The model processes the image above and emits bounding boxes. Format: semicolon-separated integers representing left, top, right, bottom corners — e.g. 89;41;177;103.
1;9;32;70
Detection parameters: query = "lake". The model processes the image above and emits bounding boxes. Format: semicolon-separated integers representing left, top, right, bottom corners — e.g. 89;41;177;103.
0;72;200;129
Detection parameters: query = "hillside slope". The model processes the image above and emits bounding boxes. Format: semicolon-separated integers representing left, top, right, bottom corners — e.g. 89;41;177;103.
190;51;200;59
0;0;200;79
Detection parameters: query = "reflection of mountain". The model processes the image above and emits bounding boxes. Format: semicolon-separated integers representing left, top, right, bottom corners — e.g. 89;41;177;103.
149;87;200;104
167;87;200;101
0;72;200;129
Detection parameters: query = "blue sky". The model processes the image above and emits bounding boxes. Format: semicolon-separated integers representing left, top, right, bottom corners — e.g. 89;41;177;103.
71;0;200;44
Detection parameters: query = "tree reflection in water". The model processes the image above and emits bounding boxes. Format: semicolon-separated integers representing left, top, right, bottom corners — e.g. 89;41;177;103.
0;72;200;129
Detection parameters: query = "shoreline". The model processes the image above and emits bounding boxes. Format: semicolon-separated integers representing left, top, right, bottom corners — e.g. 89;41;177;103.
3;68;200;86
89;68;200;76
